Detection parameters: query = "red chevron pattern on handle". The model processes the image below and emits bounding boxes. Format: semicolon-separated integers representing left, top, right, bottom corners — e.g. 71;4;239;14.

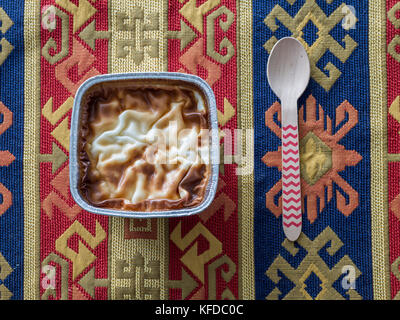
282;125;302;241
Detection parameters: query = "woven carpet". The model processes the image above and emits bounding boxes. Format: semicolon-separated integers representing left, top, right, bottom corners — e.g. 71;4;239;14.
0;0;397;300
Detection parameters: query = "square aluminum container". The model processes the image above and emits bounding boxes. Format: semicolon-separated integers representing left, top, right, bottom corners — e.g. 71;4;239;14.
69;72;219;218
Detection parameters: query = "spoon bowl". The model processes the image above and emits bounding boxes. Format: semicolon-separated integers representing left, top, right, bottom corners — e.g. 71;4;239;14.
267;37;310;101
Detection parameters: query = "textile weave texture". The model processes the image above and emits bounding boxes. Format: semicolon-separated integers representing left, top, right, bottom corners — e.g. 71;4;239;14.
0;0;396;300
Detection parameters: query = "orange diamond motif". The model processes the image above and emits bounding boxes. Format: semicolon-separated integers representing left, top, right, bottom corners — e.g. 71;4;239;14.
262;95;362;223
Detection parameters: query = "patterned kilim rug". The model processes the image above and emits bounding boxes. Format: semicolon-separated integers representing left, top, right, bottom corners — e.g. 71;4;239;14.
0;0;397;300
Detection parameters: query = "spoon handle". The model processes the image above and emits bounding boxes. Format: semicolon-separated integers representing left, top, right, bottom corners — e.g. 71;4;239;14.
281;101;302;241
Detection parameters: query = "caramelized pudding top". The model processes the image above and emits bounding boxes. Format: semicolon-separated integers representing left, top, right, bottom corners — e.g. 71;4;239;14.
79;80;211;211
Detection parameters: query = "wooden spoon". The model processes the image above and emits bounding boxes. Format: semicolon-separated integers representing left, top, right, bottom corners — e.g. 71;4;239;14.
267;37;310;241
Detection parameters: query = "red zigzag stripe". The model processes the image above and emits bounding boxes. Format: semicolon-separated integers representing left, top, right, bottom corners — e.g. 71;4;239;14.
283;189;301;195
283;125;297;131
283;197;301;203
283;157;299;163
283;205;301;211
283;165;300;171
283;213;302;220
283;221;302;228
282;173;300;180
283;181;300;188
283;141;298;147
283;149;298;155
283;133;298;139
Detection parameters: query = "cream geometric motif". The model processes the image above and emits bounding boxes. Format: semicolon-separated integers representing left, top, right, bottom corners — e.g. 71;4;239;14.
389;96;400;125
115;254;160;300
55;220;106;280
41;253;69;300
300;132;332;186
42;97;74;152
0;7;14;66
388;35;400;63
388;3;400;63
207;254;236;299
171;222;222;284
264;1;358;91
166;20;197;51
41;7;69;65
217;98;235;127
391;257;400;300
265;227;362;300
390;256;400;300
388;2;400;29
206;6;235;64
78;267;110;299
115;8;159;65
56;0;96;33
166;268;198;300
79;20;111;50
179;0;220;34
0;252;13;300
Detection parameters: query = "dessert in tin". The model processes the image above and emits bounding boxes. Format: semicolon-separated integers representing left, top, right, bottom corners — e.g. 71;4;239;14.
78;80;211;211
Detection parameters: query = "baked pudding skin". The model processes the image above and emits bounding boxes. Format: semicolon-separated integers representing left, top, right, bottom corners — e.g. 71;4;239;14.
78;79;211;212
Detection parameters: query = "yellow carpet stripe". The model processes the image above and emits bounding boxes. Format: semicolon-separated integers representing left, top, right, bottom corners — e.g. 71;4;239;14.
388;154;400;162
108;0;168;300
23;0;41;300
237;0;255;300
369;0;390;300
